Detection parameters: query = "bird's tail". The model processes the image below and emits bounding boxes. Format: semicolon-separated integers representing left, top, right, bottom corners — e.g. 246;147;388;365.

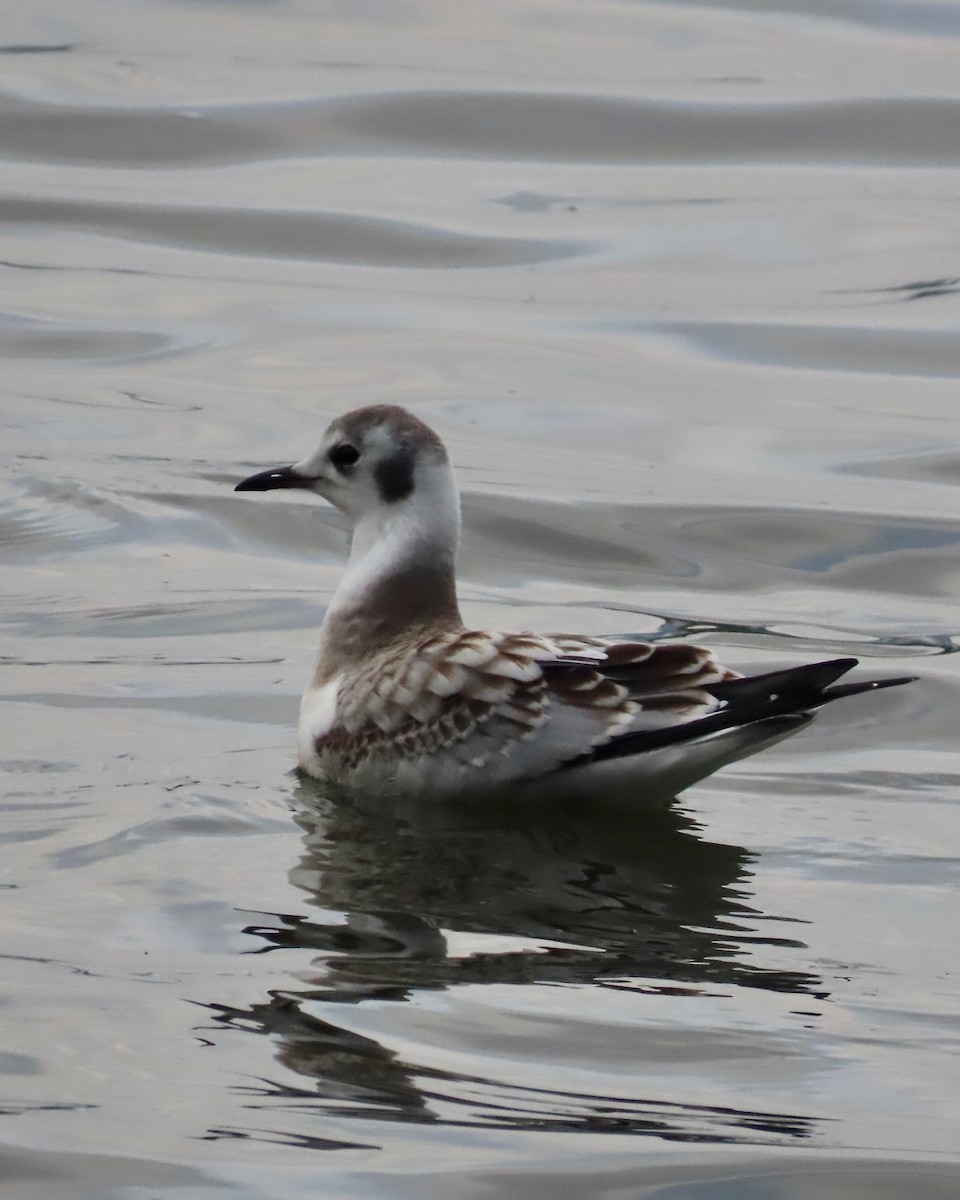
584;657;914;765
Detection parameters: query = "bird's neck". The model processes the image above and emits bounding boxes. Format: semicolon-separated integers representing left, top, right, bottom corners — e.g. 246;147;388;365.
313;485;463;683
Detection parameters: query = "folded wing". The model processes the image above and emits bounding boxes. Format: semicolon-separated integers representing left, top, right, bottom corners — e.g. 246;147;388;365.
318;630;742;780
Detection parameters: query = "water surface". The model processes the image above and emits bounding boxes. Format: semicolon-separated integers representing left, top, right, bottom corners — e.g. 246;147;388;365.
2;1;959;1197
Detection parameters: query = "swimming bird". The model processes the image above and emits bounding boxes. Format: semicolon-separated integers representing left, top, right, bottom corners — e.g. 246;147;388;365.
235;405;912;800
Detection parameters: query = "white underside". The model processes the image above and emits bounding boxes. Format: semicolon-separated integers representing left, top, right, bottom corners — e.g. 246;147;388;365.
297;676;341;777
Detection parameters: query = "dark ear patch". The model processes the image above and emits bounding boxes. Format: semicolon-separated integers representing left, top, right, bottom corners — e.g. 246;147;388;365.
374;451;415;503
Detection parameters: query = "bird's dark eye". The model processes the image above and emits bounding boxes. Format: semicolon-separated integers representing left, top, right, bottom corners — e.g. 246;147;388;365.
329;443;360;470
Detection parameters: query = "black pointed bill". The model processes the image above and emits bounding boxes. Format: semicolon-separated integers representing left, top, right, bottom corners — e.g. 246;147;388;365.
235;465;315;493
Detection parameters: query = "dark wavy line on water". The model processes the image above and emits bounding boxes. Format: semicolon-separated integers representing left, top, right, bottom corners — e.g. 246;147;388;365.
833;277;960;304
200;1000;816;1146
2;91;960;167
0;195;584;268
0;43;76;55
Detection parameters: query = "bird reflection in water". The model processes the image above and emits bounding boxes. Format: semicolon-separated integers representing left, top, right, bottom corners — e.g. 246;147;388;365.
203;780;819;1147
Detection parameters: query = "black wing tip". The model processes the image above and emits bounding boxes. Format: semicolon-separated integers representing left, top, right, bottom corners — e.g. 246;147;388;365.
579;658;916;768
705;656;905;705
823;655;858;670
821;673;917;702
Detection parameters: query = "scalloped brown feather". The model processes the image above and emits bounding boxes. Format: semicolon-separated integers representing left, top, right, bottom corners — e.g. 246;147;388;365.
315;632;732;775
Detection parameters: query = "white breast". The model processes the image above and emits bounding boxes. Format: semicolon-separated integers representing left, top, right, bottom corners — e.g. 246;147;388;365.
297;676;341;776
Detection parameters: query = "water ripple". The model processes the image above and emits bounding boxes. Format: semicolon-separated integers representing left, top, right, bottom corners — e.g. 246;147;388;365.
3;91;960;167
664;321;960;380
0;195;583;268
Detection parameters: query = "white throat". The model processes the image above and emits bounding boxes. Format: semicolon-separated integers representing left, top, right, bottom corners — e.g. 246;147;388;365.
310;458;463;684
334;461;459;609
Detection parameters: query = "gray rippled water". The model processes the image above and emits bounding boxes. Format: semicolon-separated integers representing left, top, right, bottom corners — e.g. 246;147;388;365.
2;2;959;1198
